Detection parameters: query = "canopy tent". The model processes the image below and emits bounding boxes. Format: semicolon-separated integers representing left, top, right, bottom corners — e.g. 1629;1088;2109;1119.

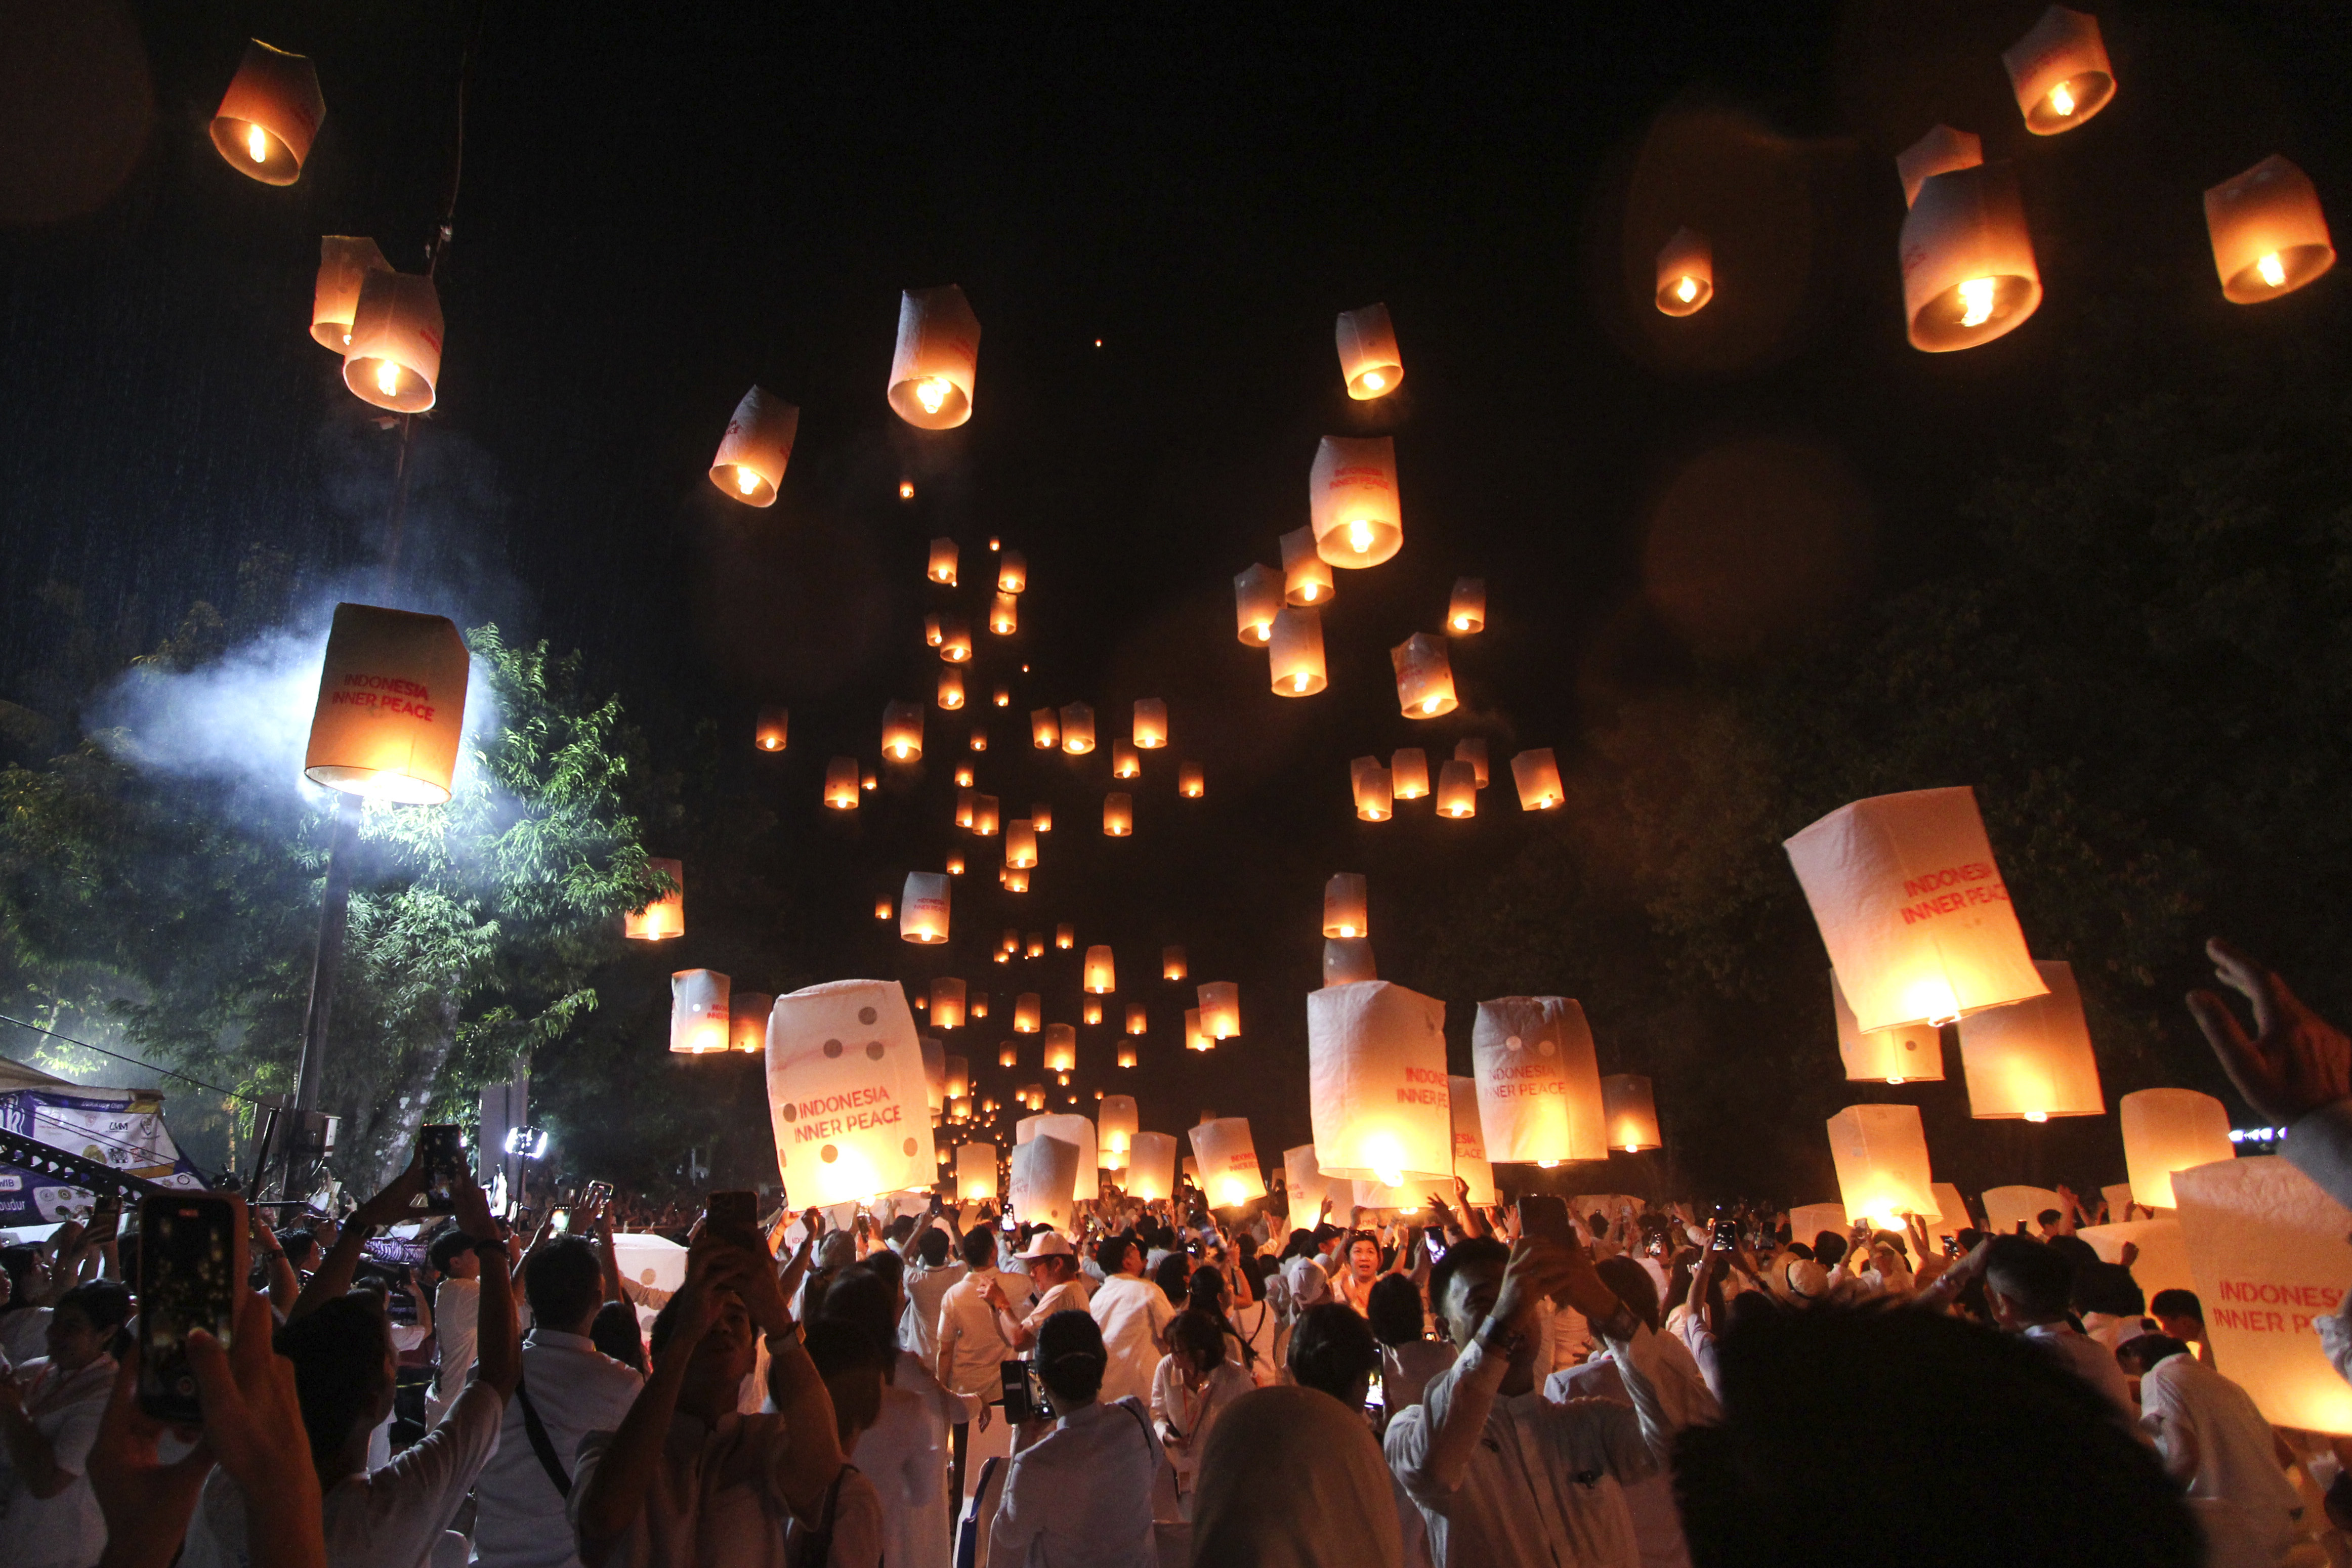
0;1056;208;1227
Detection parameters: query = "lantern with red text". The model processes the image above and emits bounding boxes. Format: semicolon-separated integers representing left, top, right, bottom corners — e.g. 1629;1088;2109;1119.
1896;128;2040;352
1126;1132;1178;1201
2121;1089;2236;1210
1014;994;1041;1034
2206;157;2336;304
344;271;444;413
1163;947;1188;982
1060;704;1096;754
1190;1119;1268;1208
1392;749;1430;801
1235;563;1283;644
1323;873;1369;940
881;701;923;761
1510;750;1563;811
311;238;388;351
1957;960;2103;1121
211;40;323;185
710;388;799;505
956;1141;999;1202
1655;227;1714;316
931;978;967;1029
1104;793;1132;837
1450;1077;1499;1205
754;707;788;752
1308;980;1451;1186
1448;578;1486;634
1325;938;1377;987
670;969;731;1054
731;993;772;1053
1198;982;1240;1040
1336;303;1403;399
1602;1075;1662;1153
1270;608;1328;696
304;604;471;802
1832;971;1944;1085
1827;1104;1937;1229
1435;761;1477;818
1471;996;1609;1165
1043;1025;1077;1075
1392;634;1458;718
1283;1146;1332;1225
2172;1159;2352;1433
888;285;980;429
1084;947;1116;994
899;872;950;944
2002;7;2115;135
1351;757;1393;821
1310;436;1403;568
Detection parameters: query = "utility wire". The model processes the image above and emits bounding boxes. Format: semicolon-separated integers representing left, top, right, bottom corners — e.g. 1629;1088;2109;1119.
0;1014;262;1106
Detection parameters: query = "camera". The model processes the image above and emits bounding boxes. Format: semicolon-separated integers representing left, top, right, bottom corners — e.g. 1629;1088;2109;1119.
999;1357;1053;1424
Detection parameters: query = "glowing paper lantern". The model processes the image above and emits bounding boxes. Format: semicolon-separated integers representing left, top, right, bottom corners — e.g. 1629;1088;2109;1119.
2206;156;2336;303
997;551;1028;594
939;619;973;663
993;688;1009;710
344;271;444;413
709;387;799;506
972;796;999;836
1084;946;1117;993
1436;760;1477;818
1826;1104;1936;1229
1235;564;1283;644
754;707;788;751
1470;997;1609;1165
956;1141;999;1202
1335;303;1403;399
304;604;471;803
1103;793;1132;836
862;771;878;792
1783;787;2046;1034
2002;6;2115;135
1453;738;1489;788
209;40;323;186
1323;873;1369;940
899;872;949;945
1060;703;1096;754
999;1043;1018;1068
1957;960;2104;1121
1981;1184;2063;1238
1284;1146;1332;1227
1002;866;1029;893
888;285;980;429
1056;924;1075;950
1117;1044;1138;1069
1198;982;1241;1040
1309;436;1403;568
1832;970;1943;1085
931;978;967;1029
937;667;965;711
920;1035;946;1112
1009;1133;1080;1229
1026;933;1045;958
2173;1159;2352;1434
1280;526;1336;608
1449;1077;1499;1206
2121;1089;2236;1209
731;993;773;1053
1003;821;1037;871
1269;607;1328;696
1124;1003;1147;1035
1324;938;1377;987
1163;946;1188;982
968;992;985;1018
1190;1118;1267;1208
2079;1218;2195;1305
947;1054;971;1099
766;980;936;1204
1448;577;1486;634
1510;750;1563;811
925;615;944;648
874;898;892;922
1112;740;1140;778
1895;128;2040;353
926;538;960;585
969;728;988;752
1184;1009;1210;1052
989;594;1019;636
1033;804;1055;833
1655;226;1714;316
670;969;731;1054
1014;993;1041;1034
1308;981;1451;1184
1032;1113;1099;1200
1100;1095;1138;1163
1132;698;1168;750
1178;762;1204;798
1082;998;1102;1026
311;238;389;351
1897;124;1982;210
1042;1025;1076;1073
1602;1075;1661;1153
1392;749;1430;800
1352;757;1394;821
881;700;924;761
1392;634;1459;718
1031;708;1060;749
1127;1132;1178;1201
954;789;977;829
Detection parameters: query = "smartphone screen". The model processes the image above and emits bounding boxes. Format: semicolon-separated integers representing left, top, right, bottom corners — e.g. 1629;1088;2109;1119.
583;1180;613;1211
1711;1217;1739;1252
418;1125;465;1215
85;1190;123;1246
548;1208;571;1235
138;1194;239;1424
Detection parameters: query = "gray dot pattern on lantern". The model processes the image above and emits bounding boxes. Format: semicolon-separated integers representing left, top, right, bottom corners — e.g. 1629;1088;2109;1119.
859;1006;877;1024
867;1041;886;1060
824;1039;843;1057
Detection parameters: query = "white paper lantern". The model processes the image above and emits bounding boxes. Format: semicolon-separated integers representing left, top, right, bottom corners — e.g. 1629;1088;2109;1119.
1061;703;1097;754
997;550;1027;592
1391;748;1430;800
1602;1075;1661;1153
1099;1095;1139;1160
1354;1174;1449;1214
1189;1118;1267;1208
1126;1131;1179;1202
956;1141;999;1202
1133;698;1168;750
1351;757;1393;821
710;387;800;506
1010;1133;1080;1230
1980;1184;2063;1238
1309;436;1403;568
1957;960;2104;1121
1084;946;1116;993
1284;1146;1332;1226
344;270;444;413
303;603;471;804
1323;937;1377;987
1031;1113;1099;1201
1449;1076;1498;1206
900;872;950;945
1197;982;1241;1039
625;858;685;941
1655;226;1714;316
1235;564;1282;645
1783;787;2046;1035
670;969;731;1055
2121;1088;2236;1210
2206;156;2337;304
1335;303;1403;399
2077;1216;2197;1307
1510;750;1564;811
1826;1104;1936;1229
1280;526;1335;608
1042;1024;1077;1075
765;980;936;1205
1392;633;1459;718
1894;128;2040;353
1788;1203;1850;1250
1162;946;1188;982
946;1054;970;1099
1004;820;1037;870
311;237;389;351
2001;6;2116;135
1470;996;1609;1165
2174;1159;2352;1434
210;39;323;185
930;978;966;1030
1448;577;1486;634
1307;981;1451;1184
1831;970;1944;1085
1322;873;1369;939
888;285;980;429
1030;707;1061;749
1269;607;1328;696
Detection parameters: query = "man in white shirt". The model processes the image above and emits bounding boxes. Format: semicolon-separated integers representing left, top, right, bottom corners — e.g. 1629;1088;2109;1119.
2128;1333;2305;1564
988;1309;1165;1566
1977;1236;2136;1425
986;1232;1090;1352
427;1227;482;1428
472;1236;645;1568
900;1225;965;1368
1281;1226;1343;1312
936;1225;1020;1506
1087;1235;1175;1408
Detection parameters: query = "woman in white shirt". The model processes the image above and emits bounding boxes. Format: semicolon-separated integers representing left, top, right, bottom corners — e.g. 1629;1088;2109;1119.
0;1280;128;1568
1149;1310;1253;1519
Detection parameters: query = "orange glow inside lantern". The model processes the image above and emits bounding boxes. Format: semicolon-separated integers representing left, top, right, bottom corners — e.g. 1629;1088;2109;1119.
1436;760;1478;818
1043;1024;1077;1074
1015;993;1041;1033
1191;1118;1268;1208
1826;1103;1936;1229
931;977;967;1029
1510;748;1563;811
1060;703;1096;754
1323;873;1369;940
888;284;980;429
1602;1074;1661;1152
927;538;958;584
1118;1044;1139;1068
1084;946;1116;993
2121;1088;2236;1209
730;992;772;1052
210;40;324;186
1132;698;1168;749
1309;435;1403;568
1453;737;1489;788
343;271;444;413
1004;820;1037;869
2002;6;2116;135
1000;1044;1019;1068
1351;756;1394;821
669;969;730;1054
754;706;788;751
1185;1007;1211;1051
1654;227;1714;316
312;237;389;351
969;728;987;752
993;687;1009;708
1103;792;1132;836
937;667;965;710
1448;577;1487;634
1335;302;1403;399
1163;946;1187;981
862;771;877;792
970;994;987;1019
1178;761;1204;798
955;788;977;829
1056;923;1074;949
997;552;1027;593
947;1052;972;1099
1235;563;1283;643
881;700;924;760
710;387;799;506
1956;960;2105;1121
304;603;471;803
874;898;892;921
1002;865;1029;893
1111;739;1140;779
972;796;999;836
1270;607;1328;696
1030;708;1060;749
1084;1000;1103;1026
2206;156;2336;303
1391;748;1430;800
946;855;964;876
1392;633;1459;718
926;615;944;648
1027;933;1046;958
1125;1003;1147;1035
990;593;1019;635
954;766;974;789
1198;981;1240;1039
900;872;950;944
939;618;973;662
1280;526;1336;607
624;857;686;941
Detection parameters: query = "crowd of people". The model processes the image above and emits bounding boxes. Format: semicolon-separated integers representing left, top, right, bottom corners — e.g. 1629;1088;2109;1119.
4;939;2351;1566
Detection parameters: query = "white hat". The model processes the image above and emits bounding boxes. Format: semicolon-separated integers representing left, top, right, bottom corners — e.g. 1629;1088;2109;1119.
1017;1230;1075;1261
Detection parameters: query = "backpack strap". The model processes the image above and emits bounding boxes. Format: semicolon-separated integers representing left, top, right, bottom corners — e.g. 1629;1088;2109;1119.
513;1363;572;1499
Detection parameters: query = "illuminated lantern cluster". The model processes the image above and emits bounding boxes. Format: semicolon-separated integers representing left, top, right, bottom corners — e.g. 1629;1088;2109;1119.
1510;749;1563;811
304;604;472;803
1896;125;2040;353
1309;436;1403;568
1235;564;1282;643
2120;1088;2235;1210
1270;607;1328;696
899;872;950;944
1323;873;1369;939
1602;1074;1662;1153
211;40;324;185
1957;959;2105;1121
2206;157;2336;304
1335;303;1403;399
754;707;788;752
1190;1118;1267;1208
311;238;388;351
1308;980;1451;1186
669;969;730;1054
888;285;980;429
1392;634;1458;717
710;388;800;506
2001;7;2115;135
1654;227;1714;316
1832;971;1944;1085
1469;996;1608;1166
1281;527;1334;607
928;538;959;584
1826;1103;1936;1229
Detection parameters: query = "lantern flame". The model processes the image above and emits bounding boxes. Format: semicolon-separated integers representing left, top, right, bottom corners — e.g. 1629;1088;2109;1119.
1957;277;1997;328
375;359;401;396
1623;1143;1639;1154
1349;519;1374;554
1301;584;1318;602
1374;1167;1403;1189
1675;275;1698;303
2023;1110;2049;1123
2048;82;2075;117
1362;371;1385;392
1454;616;1471;630
916;377;950;414
1255;623;1271;641
246;123;269;162
1421;697;1440;714
2257;251;2287;288
1294;673;1310;693
733;467;758;496
900;481;915;499
1537;1160;1560;1169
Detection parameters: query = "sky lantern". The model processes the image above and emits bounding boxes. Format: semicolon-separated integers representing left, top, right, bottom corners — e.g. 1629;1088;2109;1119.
1391;748;1430;801
1057;923;1075;949
1269;607;1328;696
1177;761;1204;798
1654;226;1714;316
1323;873;1369;939
1100;1094;1139;1162
1324;938;1377;987
874;897;892;922
1510;749;1564;811
997;550;1028;593
304;603;471;802
1027;931;1046;958
993;687;1009;709
1125;1003;1148;1035
861;770;878;792
990;593;1019;635
1392;633;1459;718
1014;993;1041;1033
311;237;388;351
899;872;950;944
1308;980;1451;1186
1043;1024;1077;1075
1280;527;1336;607
2121;1089;2236;1210
1084;946;1117;993
1103;792;1133;836
754;707;788;751
1284;1146;1333;1226
999;1042;1019;1068
969;994;987;1019
1448;578;1486;634
209;39;323;185
926;615;945;649
1030;708;1060;749
1133;698;1168;749
669;969;731;1054
1117;1043;1139;1068
1127;1132;1178;1201
1450;1077;1499;1206
928;538;959;584
937;666;965;710
2206;156;2336;303
955;788;976;828
1060;703;1097;754
1033;1112;1099;1200
972;795;999;835
1002;865;1029;893
2002;6;2116;135
766;981;938;1207
931;977;967;1029
2174;1160;2352;1434
1309;436;1403;568
1334;302;1403;399
1190;1119;1267;1208
1032;803;1053;833
1111;739;1140;778
946;1054;971;1099
1163;946;1188;982
1004;820;1037;869
707;387;799;507
971;726;988;751
1234;563;1283;643
956;1141;999;1202
1602;1075;1662;1153
881;700;924;760
1349;757;1393;821
1957;960;2105;1121
1783;786;2046;1034
1453;737;1489;788
1470;996;1608;1165
938;618;973;662
731;992;773;1053
344;271;444;413
921;1035;946;1111
1895;128;2040;353
1826;1104;1937;1230
946;854;964;876
1436;760;1477;818
887;284;980;429
1198;981;1241;1039
1184;1008;1210;1052
1832;970;1944;1085
1083;999;1103;1026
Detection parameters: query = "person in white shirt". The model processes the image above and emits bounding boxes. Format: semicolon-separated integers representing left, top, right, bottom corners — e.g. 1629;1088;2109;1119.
2126;1334;2305;1566
1970;1236;2136;1425
989;1308;1165;1566
0;1279;127;1568
1279;1226;1342;1315
426;1228;482;1429
818;1261;960;1568
1367;1274;1456;1415
1149;1310;1253;1517
900;1227;966;1369
471;1237;644;1568
987;1232;1090;1352
935;1226;1020;1505
1088;1236;1175;1408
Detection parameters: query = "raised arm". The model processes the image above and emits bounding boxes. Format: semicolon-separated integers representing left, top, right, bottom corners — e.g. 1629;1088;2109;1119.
291;1156;423;1321
574;1250;723;1562
454;1176;520;1400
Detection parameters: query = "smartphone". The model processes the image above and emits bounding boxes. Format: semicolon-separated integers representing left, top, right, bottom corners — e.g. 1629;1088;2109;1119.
582;1180;613;1212
705;1190;761;1251
1000;1213;1018;1234
548;1208;571;1235
1711;1217;1739;1252
85;1190;123;1246
1423;1226;1448;1264
138;1194;240;1424
1942;1236;1961;1258
1517;1194;1573;1249
1000;1357;1053;1424
418;1125;465;1215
